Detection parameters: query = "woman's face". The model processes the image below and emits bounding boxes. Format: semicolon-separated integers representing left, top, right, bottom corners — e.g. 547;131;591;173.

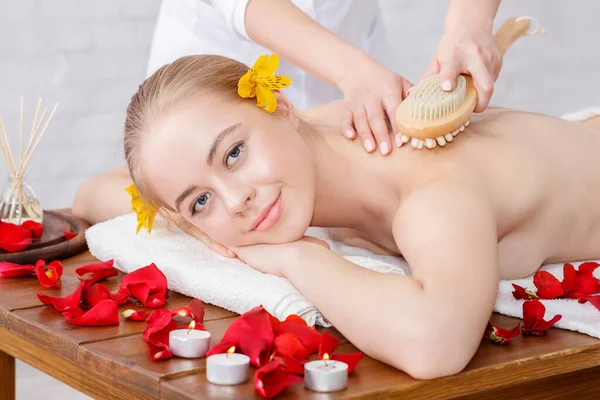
141;95;316;247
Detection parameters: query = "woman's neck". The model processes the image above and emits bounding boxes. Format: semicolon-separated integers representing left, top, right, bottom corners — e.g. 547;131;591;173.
298;104;413;230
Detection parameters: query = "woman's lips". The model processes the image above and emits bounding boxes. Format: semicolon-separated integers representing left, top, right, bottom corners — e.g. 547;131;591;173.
251;193;282;232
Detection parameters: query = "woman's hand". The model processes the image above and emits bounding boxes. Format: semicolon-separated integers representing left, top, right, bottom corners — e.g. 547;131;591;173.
422;26;502;113
171;213;237;259
232;236;330;277
338;60;413;155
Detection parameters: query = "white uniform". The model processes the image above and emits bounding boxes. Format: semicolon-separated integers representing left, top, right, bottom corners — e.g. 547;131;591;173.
147;0;390;109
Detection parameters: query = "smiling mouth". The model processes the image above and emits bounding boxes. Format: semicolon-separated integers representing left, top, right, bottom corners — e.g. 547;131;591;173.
250;193;283;232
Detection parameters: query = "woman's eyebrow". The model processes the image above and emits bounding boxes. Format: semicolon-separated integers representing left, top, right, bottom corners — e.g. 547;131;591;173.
207;122;242;165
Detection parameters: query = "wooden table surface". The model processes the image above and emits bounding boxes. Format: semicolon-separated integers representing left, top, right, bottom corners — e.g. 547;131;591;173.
2;251;600;400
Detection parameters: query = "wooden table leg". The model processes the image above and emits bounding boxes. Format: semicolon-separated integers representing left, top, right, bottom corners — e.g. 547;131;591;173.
0;351;16;400
0;349;15;400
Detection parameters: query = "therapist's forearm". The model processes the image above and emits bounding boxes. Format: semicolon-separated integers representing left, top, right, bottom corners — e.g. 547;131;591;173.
444;0;501;32
244;0;374;88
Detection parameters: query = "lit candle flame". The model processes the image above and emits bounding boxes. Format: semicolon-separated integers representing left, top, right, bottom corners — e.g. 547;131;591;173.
227;346;236;354
322;353;330;361
188;320;196;330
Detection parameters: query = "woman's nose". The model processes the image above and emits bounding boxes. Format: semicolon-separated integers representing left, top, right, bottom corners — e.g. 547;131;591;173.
222;184;255;217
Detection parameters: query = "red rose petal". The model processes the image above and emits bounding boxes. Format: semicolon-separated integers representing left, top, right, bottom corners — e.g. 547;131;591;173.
207;306;274;367
0;220;33;252
81;283;112;308
273;333;309;360
561;263;577;294
576;262;600;278
277;352;306;375
0;261;35;278
61;230;77;240
146;289;167;309
332;352;363;374
318;331;340;360
21;220;43;239
123;309;148;321
485;322;520;344
35;260;64;288
578;295;600;312
38;280;87;312
575;278;600;295
254;360;303;399
75;260;117;283
511;284;538;300
62;299;120;326
271;314;321;354
172;299;205;323
521;299;562;336
533;270;563;299
143;308;177;360
111;291;130;305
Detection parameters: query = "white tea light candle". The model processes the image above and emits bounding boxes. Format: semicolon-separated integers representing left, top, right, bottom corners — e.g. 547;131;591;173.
169;321;211;358
304;356;348;392
206;347;250;385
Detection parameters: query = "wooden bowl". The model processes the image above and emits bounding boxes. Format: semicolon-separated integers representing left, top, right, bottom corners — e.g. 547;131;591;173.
0;209;89;264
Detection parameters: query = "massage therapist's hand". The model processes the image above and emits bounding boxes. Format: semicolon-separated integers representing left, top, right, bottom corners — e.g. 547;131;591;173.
422;25;502;113
171;214;237;259
232;237;330;277
338;59;413;155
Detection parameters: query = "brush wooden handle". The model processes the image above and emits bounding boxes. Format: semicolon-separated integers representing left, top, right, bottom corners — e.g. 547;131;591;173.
494;17;531;55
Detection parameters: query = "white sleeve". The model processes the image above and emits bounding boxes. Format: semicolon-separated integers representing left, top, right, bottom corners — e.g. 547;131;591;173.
209;0;252;41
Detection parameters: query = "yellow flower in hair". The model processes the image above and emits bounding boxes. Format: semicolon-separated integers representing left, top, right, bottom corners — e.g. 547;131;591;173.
125;184;157;234
238;54;292;113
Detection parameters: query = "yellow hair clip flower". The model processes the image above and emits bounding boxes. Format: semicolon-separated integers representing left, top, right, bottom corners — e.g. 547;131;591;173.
238;54;292;113
125;184;157;234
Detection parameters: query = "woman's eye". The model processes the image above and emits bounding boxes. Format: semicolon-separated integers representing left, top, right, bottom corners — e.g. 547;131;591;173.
191;193;211;215
226;143;243;167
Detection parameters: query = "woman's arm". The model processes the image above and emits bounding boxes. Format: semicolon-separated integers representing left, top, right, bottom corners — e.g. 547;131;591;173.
243;0;411;155
72;167;133;225
279;184;499;379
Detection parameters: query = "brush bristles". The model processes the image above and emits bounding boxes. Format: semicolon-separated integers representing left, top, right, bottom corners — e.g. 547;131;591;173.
407;75;467;120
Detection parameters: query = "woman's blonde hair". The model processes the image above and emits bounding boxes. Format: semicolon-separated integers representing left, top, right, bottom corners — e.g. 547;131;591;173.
123;54;250;212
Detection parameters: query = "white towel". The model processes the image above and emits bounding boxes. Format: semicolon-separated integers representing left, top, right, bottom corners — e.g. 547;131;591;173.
85;107;600;335
86;215;409;327
85;214;600;337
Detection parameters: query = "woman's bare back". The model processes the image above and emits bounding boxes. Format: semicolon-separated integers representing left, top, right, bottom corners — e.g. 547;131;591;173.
324;107;600;279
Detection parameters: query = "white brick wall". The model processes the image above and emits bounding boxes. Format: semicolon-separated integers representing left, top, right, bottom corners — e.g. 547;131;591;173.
0;0;161;211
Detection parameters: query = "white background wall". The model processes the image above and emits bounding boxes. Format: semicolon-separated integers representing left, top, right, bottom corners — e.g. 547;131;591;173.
1;1;599;398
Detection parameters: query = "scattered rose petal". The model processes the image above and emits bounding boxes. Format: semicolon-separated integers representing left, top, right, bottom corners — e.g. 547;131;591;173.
254;360;303;399
207;305;274;367
62;299;120;326
143;308;177;360
318;331;362;373
116;263;167;308
61;230;77;240
35;260;63;288
75;260;117;283
38;280;87;312
81;283;112;308
270;314;321;354
0;261;35;278
521;299;562;336
172;299;205;324
485;322;521;344
576;262;600;278
561;263;577;294
123;309;148;321
21;220;43;239
578;295;600;312
533;270;563;299
0;220;33;252
511;284;538;300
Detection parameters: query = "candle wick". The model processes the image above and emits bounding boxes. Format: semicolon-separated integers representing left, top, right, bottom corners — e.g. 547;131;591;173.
324;359;328;367
187;328;192;335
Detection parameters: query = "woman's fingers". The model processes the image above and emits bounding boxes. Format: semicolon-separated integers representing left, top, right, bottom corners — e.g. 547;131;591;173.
340;109;356;140
352;105;376;153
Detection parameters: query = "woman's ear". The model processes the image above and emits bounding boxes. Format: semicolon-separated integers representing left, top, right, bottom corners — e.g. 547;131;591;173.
274;91;300;129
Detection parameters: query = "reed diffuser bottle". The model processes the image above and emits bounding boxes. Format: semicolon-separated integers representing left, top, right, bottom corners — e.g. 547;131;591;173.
0;98;58;225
